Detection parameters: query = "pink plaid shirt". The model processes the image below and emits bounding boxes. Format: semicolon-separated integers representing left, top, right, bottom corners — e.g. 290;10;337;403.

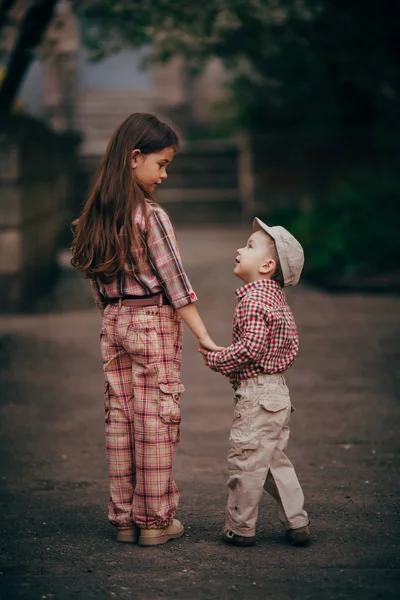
90;203;197;310
206;279;299;386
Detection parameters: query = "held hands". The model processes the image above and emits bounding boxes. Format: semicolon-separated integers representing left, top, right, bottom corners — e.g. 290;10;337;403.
198;333;224;367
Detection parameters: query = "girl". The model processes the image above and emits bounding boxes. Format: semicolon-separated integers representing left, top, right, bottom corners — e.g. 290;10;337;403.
71;113;222;547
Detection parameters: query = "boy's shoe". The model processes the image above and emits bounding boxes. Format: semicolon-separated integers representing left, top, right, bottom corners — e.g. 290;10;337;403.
286;525;311;546
138;519;184;547
222;527;256;547
116;526;140;543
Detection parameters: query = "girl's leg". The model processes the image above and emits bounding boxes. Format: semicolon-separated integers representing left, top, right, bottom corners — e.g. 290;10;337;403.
123;305;183;529
131;373;182;529
101;308;136;530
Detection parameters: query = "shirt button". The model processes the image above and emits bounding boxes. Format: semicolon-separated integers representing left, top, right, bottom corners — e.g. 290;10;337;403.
190;292;195;300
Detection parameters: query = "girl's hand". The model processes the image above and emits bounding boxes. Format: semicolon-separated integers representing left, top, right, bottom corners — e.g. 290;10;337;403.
198;347;209;366
198;334;225;353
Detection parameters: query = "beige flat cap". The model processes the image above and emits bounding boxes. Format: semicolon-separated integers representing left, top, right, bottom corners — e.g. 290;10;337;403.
253;217;304;287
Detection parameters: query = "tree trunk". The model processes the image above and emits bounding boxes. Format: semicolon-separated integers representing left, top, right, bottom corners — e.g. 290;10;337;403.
0;0;59;114
0;0;16;32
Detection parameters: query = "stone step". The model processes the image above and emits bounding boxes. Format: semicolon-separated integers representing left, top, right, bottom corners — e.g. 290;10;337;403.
161;174;237;188
76;141;242;223
157;188;239;203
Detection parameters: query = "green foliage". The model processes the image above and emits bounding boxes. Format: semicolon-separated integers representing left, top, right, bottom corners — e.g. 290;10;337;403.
262;172;400;283
230;0;400;132
76;0;400;133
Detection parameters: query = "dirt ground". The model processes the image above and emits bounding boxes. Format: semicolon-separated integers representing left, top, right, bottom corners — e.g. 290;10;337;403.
1;226;399;600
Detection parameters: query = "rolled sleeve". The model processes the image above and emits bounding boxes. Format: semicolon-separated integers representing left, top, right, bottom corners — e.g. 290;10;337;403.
146;208;197;309
206;351;227;374
206;300;269;375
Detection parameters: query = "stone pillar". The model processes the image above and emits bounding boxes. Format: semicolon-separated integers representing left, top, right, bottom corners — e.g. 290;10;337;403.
0;137;22;309
41;0;79;132
0;117;80;312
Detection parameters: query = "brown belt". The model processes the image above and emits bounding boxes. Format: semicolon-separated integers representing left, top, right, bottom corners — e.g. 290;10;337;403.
106;293;169;307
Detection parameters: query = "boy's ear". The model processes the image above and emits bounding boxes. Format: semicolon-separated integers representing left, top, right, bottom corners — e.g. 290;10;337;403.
259;259;276;275
131;149;141;169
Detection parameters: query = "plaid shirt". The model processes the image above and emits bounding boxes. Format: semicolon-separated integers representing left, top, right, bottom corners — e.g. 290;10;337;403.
90;203;197;310
206;279;299;386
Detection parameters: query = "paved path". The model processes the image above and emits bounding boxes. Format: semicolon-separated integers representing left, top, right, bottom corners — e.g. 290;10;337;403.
0;226;399;600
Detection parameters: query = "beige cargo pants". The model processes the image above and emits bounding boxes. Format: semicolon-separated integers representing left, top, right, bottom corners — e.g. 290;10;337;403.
225;374;309;537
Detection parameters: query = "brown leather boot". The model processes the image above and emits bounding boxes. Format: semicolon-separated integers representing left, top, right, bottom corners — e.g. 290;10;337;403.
286;525;311;546
138;519;184;547
116;526;140;543
222;527;256;547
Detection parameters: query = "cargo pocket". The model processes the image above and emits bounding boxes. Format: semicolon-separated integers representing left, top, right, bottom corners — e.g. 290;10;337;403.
228;439;260;471
159;381;185;444
257;388;290;438
258;396;290;412
258;382;290;413
104;381;110;424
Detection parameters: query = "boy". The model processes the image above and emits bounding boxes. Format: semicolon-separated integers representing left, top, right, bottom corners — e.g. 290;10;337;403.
200;218;310;547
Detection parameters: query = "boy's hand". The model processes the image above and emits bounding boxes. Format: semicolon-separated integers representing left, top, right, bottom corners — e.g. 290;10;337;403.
198;333;224;353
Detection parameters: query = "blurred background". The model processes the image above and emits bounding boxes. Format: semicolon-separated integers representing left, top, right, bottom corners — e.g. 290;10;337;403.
1;4;400;599
0;0;399;310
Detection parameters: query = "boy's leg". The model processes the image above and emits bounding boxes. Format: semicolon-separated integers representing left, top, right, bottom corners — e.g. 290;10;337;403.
225;380;291;538
263;424;309;530
263;471;286;525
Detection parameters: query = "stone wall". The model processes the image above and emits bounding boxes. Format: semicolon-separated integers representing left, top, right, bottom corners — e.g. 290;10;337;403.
0;116;80;312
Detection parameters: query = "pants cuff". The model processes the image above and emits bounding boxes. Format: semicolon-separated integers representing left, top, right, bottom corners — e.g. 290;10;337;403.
286;517;310;530
225;519;256;538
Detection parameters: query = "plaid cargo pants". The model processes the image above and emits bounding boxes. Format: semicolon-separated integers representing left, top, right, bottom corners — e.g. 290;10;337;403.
100;302;184;530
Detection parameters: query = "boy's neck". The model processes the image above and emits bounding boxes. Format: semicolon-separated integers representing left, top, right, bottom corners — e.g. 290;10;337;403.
240;275;273;286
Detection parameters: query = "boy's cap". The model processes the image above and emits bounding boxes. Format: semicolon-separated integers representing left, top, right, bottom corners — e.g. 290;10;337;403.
253;218;304;287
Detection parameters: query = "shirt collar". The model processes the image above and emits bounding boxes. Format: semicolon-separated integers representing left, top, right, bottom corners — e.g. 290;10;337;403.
235;279;281;300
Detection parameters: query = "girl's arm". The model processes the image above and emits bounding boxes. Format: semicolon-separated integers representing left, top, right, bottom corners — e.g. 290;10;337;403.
146;207;223;352
177;303;224;352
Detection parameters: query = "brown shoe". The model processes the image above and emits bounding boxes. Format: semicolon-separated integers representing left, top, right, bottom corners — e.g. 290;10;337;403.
138;519;184;547
286;525;311;546
222;527;256;547
116;526;140;544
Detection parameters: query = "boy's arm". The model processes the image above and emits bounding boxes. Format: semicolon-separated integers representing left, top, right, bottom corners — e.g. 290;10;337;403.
205;299;269;376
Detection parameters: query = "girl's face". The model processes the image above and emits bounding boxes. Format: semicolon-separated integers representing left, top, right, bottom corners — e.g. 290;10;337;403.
132;146;176;193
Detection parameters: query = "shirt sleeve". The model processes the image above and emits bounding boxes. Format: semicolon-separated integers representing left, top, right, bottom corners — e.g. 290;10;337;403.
146;207;197;309
89;278;106;311
206;299;269;376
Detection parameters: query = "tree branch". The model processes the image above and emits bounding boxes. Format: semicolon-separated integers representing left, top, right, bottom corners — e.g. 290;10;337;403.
0;0;16;32
0;0;59;114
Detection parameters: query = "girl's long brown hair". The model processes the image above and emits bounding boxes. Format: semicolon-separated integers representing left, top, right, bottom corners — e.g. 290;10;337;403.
70;113;179;282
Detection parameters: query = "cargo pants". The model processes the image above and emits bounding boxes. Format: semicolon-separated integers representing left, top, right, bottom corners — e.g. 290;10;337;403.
100;301;184;530
226;374;309;537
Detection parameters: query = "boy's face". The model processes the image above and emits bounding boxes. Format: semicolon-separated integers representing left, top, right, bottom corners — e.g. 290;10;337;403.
234;231;276;284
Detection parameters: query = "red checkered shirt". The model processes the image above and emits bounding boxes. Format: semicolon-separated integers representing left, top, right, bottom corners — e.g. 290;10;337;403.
90;203;197;310
206;279;299;386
